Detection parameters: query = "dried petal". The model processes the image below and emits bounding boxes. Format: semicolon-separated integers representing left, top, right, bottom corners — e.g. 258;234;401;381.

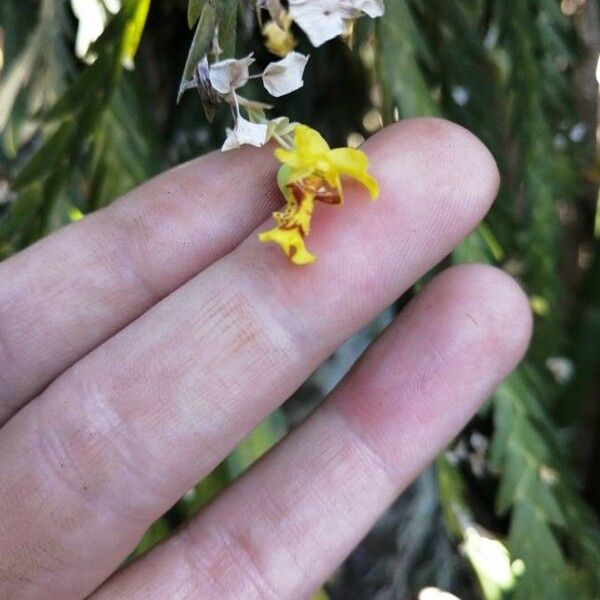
288;0;384;46
222;115;268;151
209;54;255;95
288;0;350;47
262;52;309;97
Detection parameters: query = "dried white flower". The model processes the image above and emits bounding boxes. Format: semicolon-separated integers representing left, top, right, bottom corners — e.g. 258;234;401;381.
288;0;384;47
209;54;255;95
262;52;309;97
199;44;311;151
222;115;268;151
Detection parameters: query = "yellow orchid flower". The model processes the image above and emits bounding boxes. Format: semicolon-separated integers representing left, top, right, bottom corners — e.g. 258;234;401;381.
259;124;379;265
274;124;379;200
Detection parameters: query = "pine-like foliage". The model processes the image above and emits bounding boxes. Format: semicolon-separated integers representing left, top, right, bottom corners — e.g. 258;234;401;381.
1;1;599;598
376;2;600;598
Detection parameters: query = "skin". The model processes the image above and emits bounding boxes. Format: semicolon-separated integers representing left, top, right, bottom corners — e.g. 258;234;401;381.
0;118;532;600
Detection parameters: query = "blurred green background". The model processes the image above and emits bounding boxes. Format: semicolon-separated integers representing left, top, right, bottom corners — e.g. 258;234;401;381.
1;1;600;598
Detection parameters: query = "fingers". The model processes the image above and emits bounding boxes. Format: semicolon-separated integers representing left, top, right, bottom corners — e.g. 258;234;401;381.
0;119;500;600
0;144;280;423
90;265;532;600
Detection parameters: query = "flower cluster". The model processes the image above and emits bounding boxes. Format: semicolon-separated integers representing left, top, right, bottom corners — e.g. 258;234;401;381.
187;52;308;151
259;124;379;264
260;0;385;51
184;0;385;264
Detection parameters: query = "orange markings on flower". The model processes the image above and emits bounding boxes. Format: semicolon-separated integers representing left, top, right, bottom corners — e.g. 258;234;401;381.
259;124;379;265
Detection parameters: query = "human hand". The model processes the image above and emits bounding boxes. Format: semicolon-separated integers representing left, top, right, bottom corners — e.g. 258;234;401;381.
0;119;532;600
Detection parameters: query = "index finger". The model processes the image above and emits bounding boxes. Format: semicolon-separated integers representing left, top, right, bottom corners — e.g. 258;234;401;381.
0;144;280;423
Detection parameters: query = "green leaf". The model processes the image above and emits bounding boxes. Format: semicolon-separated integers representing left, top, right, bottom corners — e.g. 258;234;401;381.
376;0;439;121
216;0;238;58
187;0;208;29
0;31;40;132
225;412;286;479
0;183;43;247
177;2;217;102
47;53;113;121
495;442;530;515
129;518;171;557
11;120;75;190
509;502;570;600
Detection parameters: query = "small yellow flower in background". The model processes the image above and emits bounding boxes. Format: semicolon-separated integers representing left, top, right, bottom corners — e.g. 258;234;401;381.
262;12;296;57
259;124;379;265
530;295;550;316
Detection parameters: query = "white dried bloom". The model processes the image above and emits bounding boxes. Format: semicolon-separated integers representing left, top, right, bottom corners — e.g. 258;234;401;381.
222;115;268;151
288;0;349;47
288;0;384;47
209;54;255;95
262;52;309;97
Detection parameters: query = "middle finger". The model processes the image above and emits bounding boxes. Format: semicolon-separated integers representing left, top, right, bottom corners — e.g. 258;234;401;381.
0;119;499;600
